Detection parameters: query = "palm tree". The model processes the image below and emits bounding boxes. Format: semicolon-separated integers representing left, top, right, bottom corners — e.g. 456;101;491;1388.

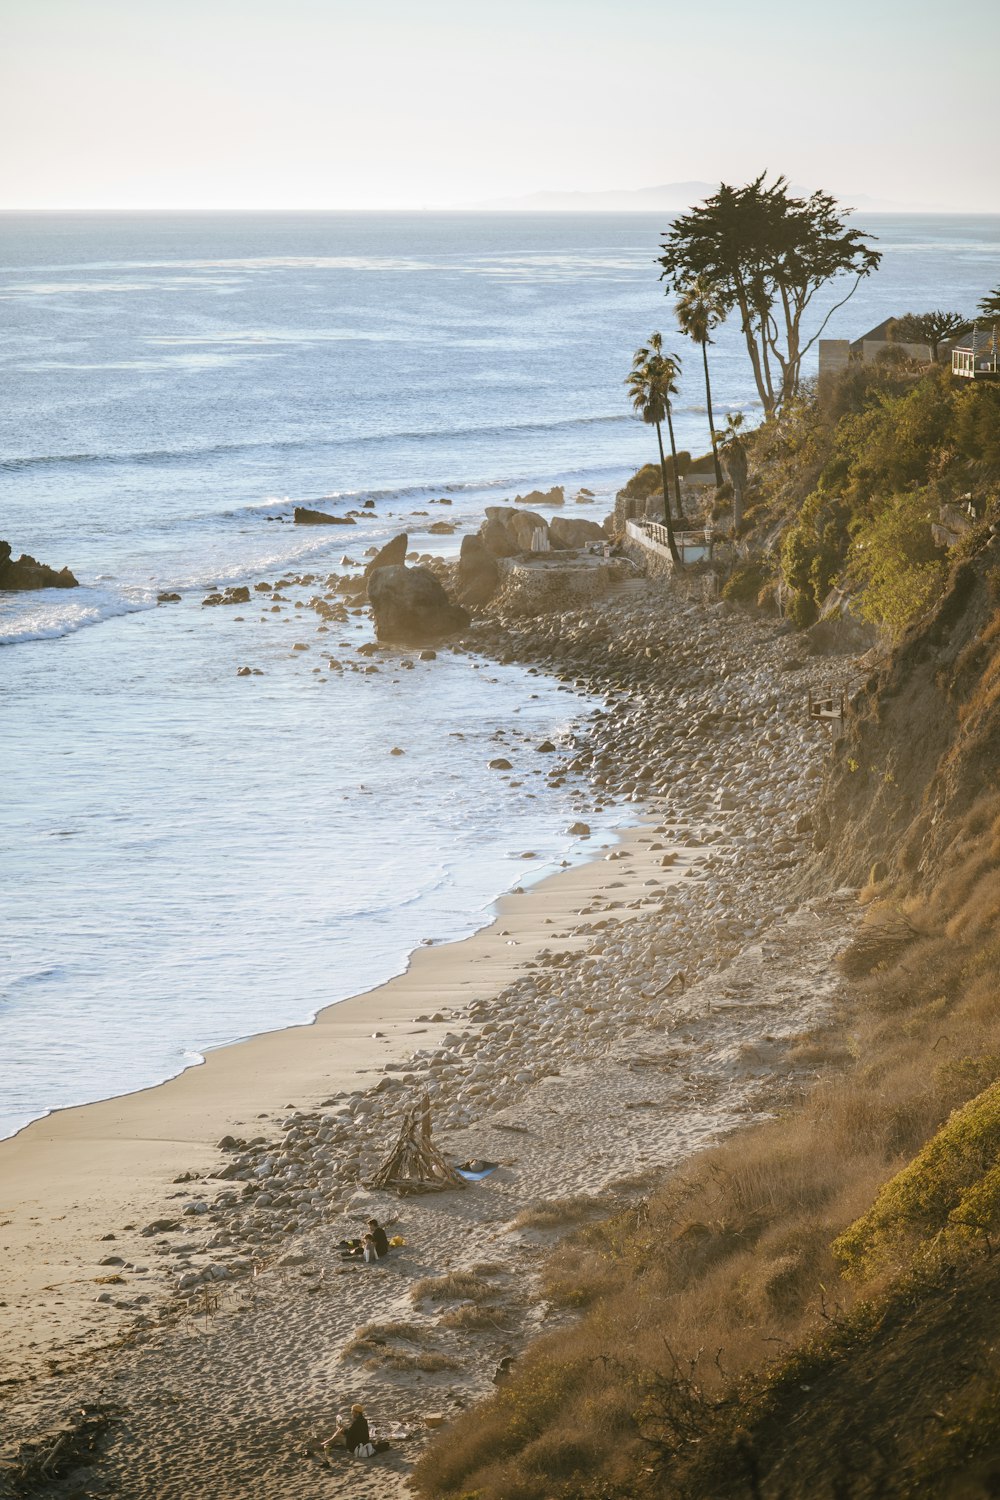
675;276;726;486
715;412;748;529
625;334;684;562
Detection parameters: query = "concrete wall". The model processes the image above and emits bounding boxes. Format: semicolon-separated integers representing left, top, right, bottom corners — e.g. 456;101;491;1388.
622;529;674;581
819;339;851;375
494;556;623;614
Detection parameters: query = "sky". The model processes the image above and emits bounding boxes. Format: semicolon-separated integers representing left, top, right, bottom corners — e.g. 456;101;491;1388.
2;0;998;212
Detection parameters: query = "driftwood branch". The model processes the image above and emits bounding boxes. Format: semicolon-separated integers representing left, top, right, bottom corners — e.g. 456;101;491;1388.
366;1093;467;1196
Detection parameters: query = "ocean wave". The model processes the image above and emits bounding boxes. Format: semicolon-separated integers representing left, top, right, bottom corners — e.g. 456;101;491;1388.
1;412;631;475
0;588;156;647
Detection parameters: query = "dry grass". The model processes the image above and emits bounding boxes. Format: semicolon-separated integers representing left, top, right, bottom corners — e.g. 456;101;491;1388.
414;842;1000;1500
439;1302;514;1331
410;1268;498;1304
512;1194;609;1231
376;1350;460;1372
342;1319;433;1359
342;1318;458;1373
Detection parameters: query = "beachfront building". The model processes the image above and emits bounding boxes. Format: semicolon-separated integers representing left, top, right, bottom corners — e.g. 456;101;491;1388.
818;317;934;376
951;327;1000;380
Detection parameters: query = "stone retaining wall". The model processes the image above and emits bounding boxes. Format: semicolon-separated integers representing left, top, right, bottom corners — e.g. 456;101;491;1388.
494;555;624;614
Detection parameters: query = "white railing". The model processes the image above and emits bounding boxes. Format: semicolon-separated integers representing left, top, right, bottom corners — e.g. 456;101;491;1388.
627;519;713;564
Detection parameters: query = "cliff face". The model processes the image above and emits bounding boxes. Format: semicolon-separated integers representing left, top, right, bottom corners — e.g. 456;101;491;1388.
812;528;1000;890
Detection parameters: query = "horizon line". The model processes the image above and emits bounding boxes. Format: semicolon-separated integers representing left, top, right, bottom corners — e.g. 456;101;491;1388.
2;204;997;215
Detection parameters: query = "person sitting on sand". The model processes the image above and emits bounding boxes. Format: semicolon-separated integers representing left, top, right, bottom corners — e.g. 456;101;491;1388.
325;1403;370;1453
362;1231;382;1264
367;1217;390;1258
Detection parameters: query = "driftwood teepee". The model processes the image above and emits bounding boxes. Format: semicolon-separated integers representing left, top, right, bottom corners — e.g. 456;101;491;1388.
367;1093;467;1196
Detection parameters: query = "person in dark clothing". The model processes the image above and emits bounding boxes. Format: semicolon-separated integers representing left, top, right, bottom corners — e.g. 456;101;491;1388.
367;1218;390;1258
325;1404;370;1452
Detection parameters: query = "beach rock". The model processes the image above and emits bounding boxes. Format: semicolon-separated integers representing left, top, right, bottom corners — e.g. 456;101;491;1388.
140;1218;181;1237
484;507;549;553
0;541;78;591
364;532;408;578
203;585;250;607
489;757;513;770
293;507;354;525
157;591;181;603
514;486;564;507
549;516;606;548
456;534;500;607
368;565;469;644
479;515;519;558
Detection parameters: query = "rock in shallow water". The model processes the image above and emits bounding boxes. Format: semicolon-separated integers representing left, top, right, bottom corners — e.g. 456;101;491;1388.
0;540;78;591
293;507;354;526
367;564;469;644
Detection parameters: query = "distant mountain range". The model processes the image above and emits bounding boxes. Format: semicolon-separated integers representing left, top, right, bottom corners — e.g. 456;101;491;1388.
461;182;940;214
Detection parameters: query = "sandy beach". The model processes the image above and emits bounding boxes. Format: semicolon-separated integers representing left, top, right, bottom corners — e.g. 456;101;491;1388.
1;580;862;1497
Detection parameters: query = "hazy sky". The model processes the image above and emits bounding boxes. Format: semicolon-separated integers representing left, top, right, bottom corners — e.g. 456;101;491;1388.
3;0;998;211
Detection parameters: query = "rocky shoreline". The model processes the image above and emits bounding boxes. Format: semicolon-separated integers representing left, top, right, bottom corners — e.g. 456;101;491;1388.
1;577;863;1499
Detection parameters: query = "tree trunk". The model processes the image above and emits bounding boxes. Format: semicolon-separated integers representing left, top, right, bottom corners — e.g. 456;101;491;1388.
655;422;682;565
734;278;776;418
664;402;683;523
701;339;722;486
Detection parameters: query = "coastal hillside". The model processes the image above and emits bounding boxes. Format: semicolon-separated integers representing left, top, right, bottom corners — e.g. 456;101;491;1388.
735;360;1000;642
413;412;1000;1498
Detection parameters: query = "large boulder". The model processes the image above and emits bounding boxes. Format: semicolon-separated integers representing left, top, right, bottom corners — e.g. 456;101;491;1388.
364;532;409;578
293;506;354;525
549;516;607;548
482;506;549;554
456;534;500;608
0;541;78;591
367;565;469;643
479;515;519;558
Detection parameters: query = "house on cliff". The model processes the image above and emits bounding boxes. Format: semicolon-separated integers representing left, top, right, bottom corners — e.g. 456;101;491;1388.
951;326;1000;380
818;317;935;375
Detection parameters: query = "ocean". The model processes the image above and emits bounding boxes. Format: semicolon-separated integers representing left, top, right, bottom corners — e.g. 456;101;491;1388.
2;209;997;1138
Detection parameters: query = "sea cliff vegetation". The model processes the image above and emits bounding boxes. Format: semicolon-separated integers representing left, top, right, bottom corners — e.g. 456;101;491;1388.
413;353;1000;1498
730;360;1000;640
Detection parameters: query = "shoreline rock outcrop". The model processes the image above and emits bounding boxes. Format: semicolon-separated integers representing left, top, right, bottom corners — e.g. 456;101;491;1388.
293;506;355;525
364;532;409;578
455;534;501;607
480;507;550;556
0;541;78;591
367;564;469;643
513;485;564;507
548;515;607;548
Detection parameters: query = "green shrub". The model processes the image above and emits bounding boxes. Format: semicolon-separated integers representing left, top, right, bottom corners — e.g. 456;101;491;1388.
786;589;818;629
619;463;661;499
850;488;947;639
833;1080;1000;1276
720;561;769;603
